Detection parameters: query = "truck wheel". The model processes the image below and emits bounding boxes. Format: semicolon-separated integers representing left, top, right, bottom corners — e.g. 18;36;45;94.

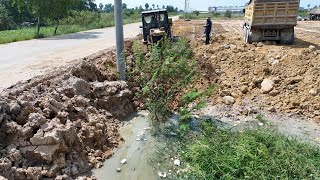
280;28;294;45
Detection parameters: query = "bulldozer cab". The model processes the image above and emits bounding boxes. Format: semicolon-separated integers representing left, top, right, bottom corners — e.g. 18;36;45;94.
141;9;172;44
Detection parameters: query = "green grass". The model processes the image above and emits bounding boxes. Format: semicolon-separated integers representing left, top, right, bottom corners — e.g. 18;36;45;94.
0;14;140;44
178;121;320;179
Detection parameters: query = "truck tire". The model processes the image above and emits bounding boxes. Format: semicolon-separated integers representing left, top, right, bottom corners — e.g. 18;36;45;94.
280;28;294;45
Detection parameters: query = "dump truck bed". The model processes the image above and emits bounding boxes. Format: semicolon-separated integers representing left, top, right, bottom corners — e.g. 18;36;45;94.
245;0;300;28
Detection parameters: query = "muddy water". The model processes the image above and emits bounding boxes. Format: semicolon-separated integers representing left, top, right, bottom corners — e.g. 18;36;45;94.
92;111;158;180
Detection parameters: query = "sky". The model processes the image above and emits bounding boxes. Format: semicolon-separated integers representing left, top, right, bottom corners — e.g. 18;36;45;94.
95;0;319;11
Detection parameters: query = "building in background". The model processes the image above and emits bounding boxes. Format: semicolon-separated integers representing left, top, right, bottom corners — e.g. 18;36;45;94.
309;8;320;20
209;6;244;13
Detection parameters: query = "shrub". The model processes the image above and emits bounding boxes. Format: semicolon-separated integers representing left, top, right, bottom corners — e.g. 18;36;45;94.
225;10;232;18
131;39;196;122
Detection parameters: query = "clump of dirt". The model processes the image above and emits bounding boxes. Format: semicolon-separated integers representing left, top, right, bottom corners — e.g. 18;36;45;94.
0;53;135;179
176;20;320;123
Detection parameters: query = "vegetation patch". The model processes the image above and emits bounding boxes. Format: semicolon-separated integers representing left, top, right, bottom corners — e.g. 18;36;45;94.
130;39;196;123
177;121;320;179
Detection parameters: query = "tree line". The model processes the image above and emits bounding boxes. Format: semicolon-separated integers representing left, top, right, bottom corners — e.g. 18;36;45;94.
0;0;180;34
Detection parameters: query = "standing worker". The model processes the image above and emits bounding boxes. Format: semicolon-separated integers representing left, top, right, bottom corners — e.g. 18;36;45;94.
204;17;212;45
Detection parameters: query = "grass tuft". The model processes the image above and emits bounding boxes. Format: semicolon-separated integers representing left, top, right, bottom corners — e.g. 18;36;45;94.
178;121;320;179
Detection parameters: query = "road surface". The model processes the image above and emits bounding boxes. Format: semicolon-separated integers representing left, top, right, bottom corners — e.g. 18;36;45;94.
0;22;143;91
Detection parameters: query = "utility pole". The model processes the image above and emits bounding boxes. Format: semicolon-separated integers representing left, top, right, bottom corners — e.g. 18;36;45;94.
184;0;190;13
114;0;126;81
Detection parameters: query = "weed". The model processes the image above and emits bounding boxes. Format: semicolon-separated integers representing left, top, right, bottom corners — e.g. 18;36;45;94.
194;101;207;110
182;89;202;105
256;114;271;126
178;121;320;179
132;39;196;123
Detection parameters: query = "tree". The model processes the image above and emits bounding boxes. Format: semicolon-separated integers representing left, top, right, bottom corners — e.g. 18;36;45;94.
225;10;232;18
103;3;113;13
88;0;98;11
122;3;127;9
308;4;310;9
0;4;16;30
139;5;143;12
166;5;177;12
157;5;159;9
162;5;165;9
99;3;103;11
152;4;155;10
12;0;81;35
194;10;200;16
145;3;149;10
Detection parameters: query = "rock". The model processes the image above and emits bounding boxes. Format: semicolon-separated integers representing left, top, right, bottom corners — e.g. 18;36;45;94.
26;167;42;180
220;90;231;96
230;44;237;50
30;130;60;146
10;103;21;115
309;89;318;96
71;165;79;176
268;58;280;66
269;90;280;96
0;176;8;180
95;162;103;169
55;174;69;180
223;96;235;105
240;86;249;94
261;79;274;94
158;172;167;178
268;107;276;112
264;41;272;45
309;45;316;51
221;44;230;49
174;159;181;166
120;159;127;164
257;42;264;47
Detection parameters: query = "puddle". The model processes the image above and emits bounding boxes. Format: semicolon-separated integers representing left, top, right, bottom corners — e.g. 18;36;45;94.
92;111;158;180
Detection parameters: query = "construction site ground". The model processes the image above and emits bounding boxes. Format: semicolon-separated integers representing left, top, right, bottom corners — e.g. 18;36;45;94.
173;19;320;143
1;18;320;179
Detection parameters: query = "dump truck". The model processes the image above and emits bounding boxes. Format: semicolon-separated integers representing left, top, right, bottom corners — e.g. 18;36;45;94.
243;0;300;44
141;9;172;44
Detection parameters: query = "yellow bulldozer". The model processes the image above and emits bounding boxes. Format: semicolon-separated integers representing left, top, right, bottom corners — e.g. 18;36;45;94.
140;9;173;44
243;0;300;44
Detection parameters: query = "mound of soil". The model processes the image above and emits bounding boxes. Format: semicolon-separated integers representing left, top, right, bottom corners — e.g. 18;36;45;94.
180;20;320;123
0;54;135;179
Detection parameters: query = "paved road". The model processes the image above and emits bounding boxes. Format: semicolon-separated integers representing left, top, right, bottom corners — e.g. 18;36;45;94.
0;22;142;91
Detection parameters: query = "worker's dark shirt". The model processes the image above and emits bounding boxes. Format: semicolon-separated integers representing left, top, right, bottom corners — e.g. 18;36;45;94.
205;19;212;34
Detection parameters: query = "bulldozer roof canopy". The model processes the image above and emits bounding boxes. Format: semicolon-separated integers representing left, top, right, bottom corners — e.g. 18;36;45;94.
310;8;320;15
141;9;168;15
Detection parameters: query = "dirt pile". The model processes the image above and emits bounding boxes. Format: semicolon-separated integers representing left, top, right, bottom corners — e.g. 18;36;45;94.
0;59;135;179
191;32;320;122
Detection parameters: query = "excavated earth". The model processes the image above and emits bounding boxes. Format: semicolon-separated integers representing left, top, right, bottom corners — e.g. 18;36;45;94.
1;19;320;180
174;19;320;124
0;48;137;179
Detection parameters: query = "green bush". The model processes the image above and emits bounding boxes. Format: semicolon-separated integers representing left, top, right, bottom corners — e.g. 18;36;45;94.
131;39;196;122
